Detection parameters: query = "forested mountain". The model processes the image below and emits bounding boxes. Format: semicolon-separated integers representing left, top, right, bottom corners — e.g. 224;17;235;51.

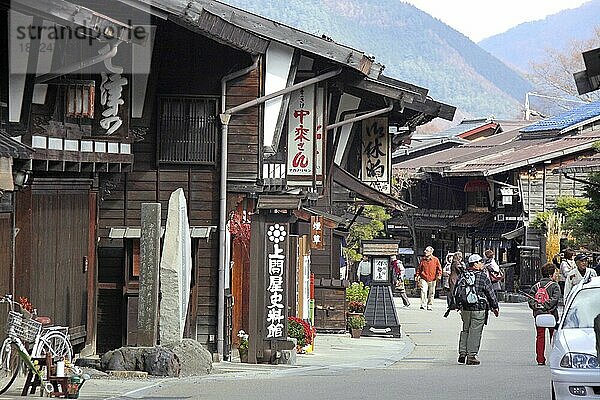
479;0;600;74
224;0;531;119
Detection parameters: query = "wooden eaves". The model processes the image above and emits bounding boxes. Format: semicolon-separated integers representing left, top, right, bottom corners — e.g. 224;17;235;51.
130;0;378;75
331;164;417;211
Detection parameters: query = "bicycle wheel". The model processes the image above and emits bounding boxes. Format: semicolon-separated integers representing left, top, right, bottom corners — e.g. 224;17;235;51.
37;332;72;363
0;342;21;395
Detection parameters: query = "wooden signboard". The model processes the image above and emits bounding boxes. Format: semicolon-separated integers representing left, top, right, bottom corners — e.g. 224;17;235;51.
310;215;324;250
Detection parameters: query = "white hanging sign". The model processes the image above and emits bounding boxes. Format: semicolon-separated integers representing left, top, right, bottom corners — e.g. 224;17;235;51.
361;117;391;194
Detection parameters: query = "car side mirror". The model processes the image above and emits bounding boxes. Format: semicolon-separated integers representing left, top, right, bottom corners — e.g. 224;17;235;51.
536;314;556;328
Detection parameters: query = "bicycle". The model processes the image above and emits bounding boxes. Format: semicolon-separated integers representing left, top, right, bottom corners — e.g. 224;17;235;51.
0;294;73;394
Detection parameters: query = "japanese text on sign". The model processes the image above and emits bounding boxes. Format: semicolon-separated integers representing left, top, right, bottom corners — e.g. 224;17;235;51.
266;224;287;339
287;85;315;183
310;215;324;250
361;117;390;194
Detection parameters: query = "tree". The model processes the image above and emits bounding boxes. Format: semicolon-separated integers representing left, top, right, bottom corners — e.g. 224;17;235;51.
344;205;391;262
530;196;589;250
528;27;600;115
581;173;600;250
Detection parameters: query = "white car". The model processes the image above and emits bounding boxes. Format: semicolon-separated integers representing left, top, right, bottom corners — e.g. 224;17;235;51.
545;275;600;399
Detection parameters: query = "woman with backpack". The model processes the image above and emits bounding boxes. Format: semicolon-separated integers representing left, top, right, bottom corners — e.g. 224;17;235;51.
454;254;499;366
527;262;561;366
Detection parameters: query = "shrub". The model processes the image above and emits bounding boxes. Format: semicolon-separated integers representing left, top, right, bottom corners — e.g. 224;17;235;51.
346;282;370;304
288;316;315;347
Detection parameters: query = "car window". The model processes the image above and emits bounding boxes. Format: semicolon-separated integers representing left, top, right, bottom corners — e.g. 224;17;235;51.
562;287;600;329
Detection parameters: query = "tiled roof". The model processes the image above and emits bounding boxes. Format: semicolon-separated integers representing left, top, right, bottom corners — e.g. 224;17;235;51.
436;119;490;137
393;128;522;172
520;100;600;133
555;154;600;173
393;124;600;177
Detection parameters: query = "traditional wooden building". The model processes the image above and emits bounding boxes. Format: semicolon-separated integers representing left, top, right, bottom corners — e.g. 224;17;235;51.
3;0;454;360
393;102;600;289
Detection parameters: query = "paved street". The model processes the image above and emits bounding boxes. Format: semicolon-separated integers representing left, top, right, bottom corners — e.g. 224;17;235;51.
0;297;551;399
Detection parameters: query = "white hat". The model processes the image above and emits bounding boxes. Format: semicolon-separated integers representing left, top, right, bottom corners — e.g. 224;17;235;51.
468;254;482;263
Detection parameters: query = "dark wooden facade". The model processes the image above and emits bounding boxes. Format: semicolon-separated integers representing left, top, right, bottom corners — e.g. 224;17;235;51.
95;21;258;353
3;0;454;360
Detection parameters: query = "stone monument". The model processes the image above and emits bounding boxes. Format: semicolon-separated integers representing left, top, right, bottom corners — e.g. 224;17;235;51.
159;188;192;343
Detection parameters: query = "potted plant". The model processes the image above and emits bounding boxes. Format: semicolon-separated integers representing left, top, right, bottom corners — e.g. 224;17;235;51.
348;315;366;339
288;316;315;353
237;330;249;362
346;282;369;319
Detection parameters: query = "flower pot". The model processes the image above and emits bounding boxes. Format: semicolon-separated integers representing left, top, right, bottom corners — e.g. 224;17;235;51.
350;328;362;339
239;349;248;363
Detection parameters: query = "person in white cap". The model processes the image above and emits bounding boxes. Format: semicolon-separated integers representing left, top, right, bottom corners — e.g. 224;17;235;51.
416;246;442;310
564;254;597;298
454;253;499;366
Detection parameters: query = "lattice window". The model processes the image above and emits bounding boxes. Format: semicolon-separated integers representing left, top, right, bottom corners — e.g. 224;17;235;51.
65;81;95;118
158;96;219;164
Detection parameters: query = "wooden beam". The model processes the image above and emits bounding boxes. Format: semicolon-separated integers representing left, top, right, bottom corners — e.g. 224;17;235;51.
332;164;416;211
293;209;339;229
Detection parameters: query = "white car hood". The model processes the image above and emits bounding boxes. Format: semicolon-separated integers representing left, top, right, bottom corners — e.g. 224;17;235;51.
560;329;597;354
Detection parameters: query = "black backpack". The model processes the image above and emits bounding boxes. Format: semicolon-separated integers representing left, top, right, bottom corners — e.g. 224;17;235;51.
452;271;479;308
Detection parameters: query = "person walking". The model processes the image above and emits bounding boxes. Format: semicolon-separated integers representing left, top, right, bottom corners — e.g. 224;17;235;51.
483;249;502;293
442;253;453;294
527;262;561;366
416;246;442;310
455;254;499;366
559;249;576;295
447;251;464;308
564;254;597;298
392;255;410;307
357;255;371;286
448;251;465;298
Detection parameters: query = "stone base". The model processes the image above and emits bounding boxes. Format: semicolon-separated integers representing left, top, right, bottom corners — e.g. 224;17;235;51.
279;350;296;365
164;339;213;376
100;346;181;377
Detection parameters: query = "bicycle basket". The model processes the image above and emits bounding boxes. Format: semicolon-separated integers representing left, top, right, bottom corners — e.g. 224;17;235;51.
6;310;42;343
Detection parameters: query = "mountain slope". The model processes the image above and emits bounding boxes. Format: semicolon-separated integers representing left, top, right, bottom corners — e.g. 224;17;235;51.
479;0;600;73
224;0;531;118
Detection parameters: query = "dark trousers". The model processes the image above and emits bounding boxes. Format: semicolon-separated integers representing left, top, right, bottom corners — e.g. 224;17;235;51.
536;326;554;364
359;275;370;286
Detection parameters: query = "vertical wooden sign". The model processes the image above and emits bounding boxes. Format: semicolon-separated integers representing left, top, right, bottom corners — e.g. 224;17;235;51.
310;215;324;250
265;223;288;340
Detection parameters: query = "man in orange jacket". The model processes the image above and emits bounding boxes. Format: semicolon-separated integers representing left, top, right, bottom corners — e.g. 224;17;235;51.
416;246;442;310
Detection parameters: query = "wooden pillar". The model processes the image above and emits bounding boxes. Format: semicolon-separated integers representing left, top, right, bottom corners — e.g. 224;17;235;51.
137;203;161;346
248;214;266;363
248;212;292;363
85;191;98;352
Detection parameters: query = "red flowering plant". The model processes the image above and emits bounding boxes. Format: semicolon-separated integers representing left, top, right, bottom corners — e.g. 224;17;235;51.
288;316;315;349
348;300;365;313
228;210;251;253
19;297;35;317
